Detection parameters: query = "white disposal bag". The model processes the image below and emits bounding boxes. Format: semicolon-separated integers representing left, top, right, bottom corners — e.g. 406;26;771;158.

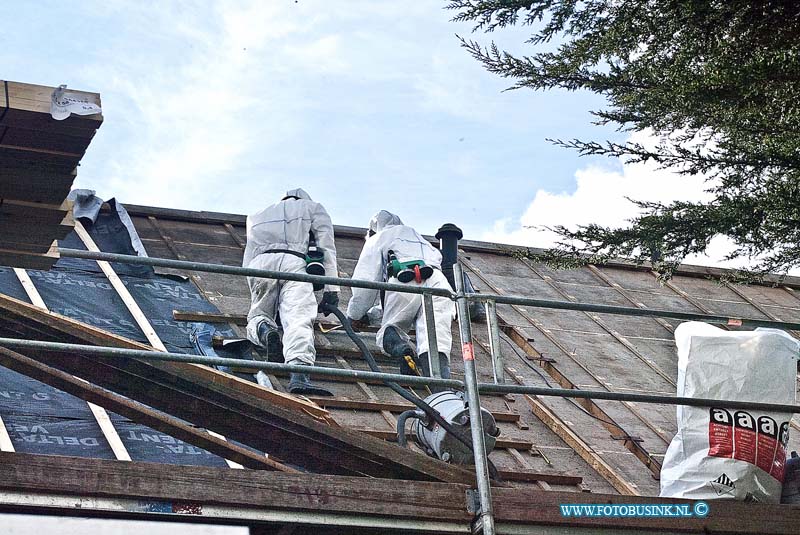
660;322;798;502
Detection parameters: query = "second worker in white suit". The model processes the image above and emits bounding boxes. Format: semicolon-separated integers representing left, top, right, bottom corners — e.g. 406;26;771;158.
346;210;455;378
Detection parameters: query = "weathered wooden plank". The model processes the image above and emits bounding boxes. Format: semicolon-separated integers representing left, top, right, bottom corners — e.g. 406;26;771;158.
0;80;102;133
0;292;330;420
173;309;247;324
0;146;81;172
0;242;59;270
307;396;521;423
0;198;72;221
461;256;663;480
0;346;293;471
0;294;474;483
0;124;93;154
2;452;794;534
0;452;470;521
527;395;638;495
12;266;132;462
355;428;533;451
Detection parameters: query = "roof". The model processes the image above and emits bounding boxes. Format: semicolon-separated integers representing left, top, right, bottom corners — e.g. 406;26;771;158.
0;200;799;533
124;202;800;496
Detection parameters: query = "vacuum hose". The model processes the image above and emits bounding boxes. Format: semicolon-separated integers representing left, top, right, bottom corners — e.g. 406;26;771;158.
321;303;499;480
396;409;422;448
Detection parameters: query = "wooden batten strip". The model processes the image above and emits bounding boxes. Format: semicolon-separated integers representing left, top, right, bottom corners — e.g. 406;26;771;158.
73;220;242;468
12;266;132;462
73;220;167;351
461;256;663;478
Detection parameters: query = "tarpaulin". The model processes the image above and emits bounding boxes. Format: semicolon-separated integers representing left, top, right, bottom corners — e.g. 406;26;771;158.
0;192;240;465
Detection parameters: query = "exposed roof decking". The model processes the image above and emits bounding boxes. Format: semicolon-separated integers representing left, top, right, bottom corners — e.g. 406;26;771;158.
120;202;800;496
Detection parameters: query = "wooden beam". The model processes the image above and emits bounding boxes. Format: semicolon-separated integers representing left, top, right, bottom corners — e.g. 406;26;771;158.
0;294;473;483
12;266;132;462
354;428;533;451
305;396;522;423
0;452;470;523
493;469;582;486
0;292;329;421
506;368;640;496
1;452;796;534
0;346;292;471
0;242;59;270
461;256;663;478
174;309;247;325
73;220;167;351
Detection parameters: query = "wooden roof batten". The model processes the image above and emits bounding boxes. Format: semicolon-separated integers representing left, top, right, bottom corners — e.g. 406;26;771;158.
0;292;474;484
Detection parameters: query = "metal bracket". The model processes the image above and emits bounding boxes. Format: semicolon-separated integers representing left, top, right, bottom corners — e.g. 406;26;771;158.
611;434;643;443
465;488;481;514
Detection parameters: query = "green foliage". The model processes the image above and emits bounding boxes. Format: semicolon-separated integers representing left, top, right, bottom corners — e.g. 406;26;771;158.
448;1;800;280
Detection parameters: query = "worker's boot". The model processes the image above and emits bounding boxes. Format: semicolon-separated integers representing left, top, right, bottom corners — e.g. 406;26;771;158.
419;352;452;392
382;325;414;360
418;352;452;379
257;322;283;363
288;363;333;397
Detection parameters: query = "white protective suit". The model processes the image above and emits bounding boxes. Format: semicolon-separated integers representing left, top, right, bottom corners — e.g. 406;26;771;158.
244;188;338;365
346;211;454;359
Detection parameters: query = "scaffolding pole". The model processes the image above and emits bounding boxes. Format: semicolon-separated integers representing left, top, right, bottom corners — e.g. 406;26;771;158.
57;248;800;331
453;263;495;535
1;337;799;414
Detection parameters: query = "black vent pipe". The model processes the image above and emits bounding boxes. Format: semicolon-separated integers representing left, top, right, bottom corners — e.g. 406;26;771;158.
436;223;486;321
435;223;462;291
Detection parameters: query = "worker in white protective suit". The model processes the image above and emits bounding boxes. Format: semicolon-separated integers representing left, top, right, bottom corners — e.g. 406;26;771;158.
346;210;455;378
243;188;338;396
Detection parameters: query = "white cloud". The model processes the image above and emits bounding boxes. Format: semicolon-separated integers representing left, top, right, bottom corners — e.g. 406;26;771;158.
74;1;339;208
481;131;749;269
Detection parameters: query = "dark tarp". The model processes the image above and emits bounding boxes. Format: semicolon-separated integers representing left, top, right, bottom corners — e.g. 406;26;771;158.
0;193;239;466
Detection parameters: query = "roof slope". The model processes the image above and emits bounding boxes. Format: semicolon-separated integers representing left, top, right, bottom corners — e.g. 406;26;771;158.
124;203;800;495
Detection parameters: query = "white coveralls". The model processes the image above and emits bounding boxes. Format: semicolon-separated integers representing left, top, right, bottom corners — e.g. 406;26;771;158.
346;211;455;360
244;188;338;365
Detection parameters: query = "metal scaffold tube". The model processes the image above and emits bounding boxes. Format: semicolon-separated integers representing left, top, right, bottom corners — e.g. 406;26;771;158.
484;299;504;384
2;337;800;414
422;292;441;378
58;248;453;297
57;248;800;331
453;263;495;535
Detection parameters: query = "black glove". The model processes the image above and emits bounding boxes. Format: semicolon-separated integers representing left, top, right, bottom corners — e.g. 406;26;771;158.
349;314;370;330
319;291;339;315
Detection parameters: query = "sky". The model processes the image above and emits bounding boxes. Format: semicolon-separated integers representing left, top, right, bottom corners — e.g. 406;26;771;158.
2;0;729;266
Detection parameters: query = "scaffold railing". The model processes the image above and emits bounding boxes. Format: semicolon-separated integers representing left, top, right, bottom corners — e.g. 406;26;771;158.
4;246;799;535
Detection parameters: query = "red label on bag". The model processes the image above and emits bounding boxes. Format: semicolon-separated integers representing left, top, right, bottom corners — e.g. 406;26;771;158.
708;407;791;482
770;422;790;481
462;343;475;361
733;411;757;464
755;416;778;473
708;408;734;458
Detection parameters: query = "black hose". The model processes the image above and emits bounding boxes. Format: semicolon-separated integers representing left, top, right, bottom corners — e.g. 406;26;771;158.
321;303;500;481
396;409;421;448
